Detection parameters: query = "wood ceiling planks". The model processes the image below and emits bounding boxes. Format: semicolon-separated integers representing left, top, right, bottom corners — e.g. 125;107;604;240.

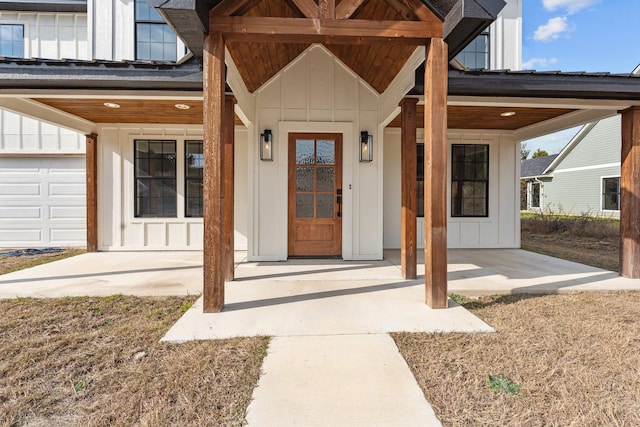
221;0;436;94
386;105;578;130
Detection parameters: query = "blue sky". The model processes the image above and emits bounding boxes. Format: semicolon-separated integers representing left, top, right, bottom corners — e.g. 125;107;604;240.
521;0;640;155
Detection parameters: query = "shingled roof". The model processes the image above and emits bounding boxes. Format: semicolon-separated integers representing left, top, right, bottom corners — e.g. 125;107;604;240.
521;154;558;179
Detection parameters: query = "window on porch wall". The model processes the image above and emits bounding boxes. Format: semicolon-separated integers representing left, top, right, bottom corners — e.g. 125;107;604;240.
185;140;204;217
134;139;177;217
134;0;177;61
602;177;620;211
416;143;490;218
0;24;24;57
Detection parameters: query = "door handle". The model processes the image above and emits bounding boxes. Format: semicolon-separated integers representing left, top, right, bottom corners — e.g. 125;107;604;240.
336;189;342;217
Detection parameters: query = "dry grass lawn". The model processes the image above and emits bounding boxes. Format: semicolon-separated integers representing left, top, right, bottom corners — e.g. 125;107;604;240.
0;296;268;427
394;292;640;426
0;248;85;276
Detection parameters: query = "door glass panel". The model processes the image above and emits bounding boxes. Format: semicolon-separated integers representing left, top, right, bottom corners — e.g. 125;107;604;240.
296;140;315;164
316;140;335;165
316;194;334;218
296;167;315;192
296;194;314;218
316;167;334;192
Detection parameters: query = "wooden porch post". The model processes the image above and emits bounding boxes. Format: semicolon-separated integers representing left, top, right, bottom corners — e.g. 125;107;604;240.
620;107;640;278
400;97;418;280
423;38;448;309
223;95;237;281
203;32;226;312
85;133;98;252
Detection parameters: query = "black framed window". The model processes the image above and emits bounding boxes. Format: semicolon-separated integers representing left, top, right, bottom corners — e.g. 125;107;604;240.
135;0;177;61
185;140;204;217
417;143;425;217
0;24;24;57
134;140;177;217
602;177;620;211
530;182;541;208
455;30;489;70
451;144;489;217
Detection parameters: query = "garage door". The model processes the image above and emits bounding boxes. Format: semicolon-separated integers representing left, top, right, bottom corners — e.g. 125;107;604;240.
0;156;86;247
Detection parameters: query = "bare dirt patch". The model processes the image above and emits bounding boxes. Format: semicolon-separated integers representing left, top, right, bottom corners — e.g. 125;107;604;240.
394;292;640;426
0;248;86;276
0;296;268;427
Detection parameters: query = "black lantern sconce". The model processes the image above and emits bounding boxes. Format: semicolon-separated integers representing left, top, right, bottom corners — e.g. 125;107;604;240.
360;131;373;162
260;129;273;161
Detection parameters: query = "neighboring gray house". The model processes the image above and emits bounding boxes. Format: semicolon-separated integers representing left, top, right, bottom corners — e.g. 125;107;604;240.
520;116;621;217
520;154;557;210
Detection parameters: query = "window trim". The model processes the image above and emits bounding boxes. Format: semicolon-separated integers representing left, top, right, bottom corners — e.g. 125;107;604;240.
601;175;621;212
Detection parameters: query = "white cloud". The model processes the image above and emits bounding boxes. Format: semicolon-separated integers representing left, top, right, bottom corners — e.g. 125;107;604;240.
522;57;559;70
533;17;573;42
543;0;599;14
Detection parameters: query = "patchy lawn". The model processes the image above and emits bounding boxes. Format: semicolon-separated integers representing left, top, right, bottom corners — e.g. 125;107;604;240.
0;248;86;276
521;213;620;272
394;292;640;426
0;296;268;427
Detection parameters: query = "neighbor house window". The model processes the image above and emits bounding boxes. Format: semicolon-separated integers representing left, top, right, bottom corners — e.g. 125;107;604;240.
135;0;177;61
185;140;204;217
455;30;489;70
530;182;541;209
451;144;489;217
134;140;177;217
602;177;620;211
0;24;24;57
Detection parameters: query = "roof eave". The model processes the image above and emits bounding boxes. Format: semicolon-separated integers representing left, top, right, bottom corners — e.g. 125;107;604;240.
0;0;86;13
146;0;211;58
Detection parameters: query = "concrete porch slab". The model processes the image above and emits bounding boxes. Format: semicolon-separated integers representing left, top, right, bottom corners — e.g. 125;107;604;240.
161;276;494;341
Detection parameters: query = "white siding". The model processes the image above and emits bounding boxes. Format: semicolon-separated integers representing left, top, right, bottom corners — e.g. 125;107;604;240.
0;10;87;154
383;129;520;249
251;45;382;261
0;10;89;59
90;0;185;61
0;156;86;247
97;125;248;251
490;0;522;70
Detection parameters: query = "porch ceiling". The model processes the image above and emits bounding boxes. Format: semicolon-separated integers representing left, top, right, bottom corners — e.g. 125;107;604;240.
386;105;577;130
31;96;576;132
32;98;243;126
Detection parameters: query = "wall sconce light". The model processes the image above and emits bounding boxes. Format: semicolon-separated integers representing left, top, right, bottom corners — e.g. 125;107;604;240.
360;131;373;163
260;129;273;161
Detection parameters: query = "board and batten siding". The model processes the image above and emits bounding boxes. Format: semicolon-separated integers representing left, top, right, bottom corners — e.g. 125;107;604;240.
0;10;87;154
542;116;621;217
251;44;382;261
0;156;86;247
383;129;520;249
97;125;248;251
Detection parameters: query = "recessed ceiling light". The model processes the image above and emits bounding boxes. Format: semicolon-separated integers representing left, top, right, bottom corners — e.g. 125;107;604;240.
103;102;120;109
500;111;516;117
175;103;190;110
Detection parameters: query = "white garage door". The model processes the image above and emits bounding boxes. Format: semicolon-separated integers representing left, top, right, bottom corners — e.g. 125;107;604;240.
0;156;86;247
